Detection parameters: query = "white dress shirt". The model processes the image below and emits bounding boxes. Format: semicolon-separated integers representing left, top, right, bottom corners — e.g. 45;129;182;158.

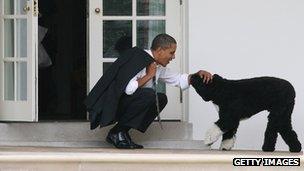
125;50;190;95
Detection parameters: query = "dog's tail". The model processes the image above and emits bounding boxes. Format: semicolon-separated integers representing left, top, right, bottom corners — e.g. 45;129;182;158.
282;79;296;102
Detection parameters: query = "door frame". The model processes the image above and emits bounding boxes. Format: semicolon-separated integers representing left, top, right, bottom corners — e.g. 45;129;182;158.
0;0;38;121
181;0;189;122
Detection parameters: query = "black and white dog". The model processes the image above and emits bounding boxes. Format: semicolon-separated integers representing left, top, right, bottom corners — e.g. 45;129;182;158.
191;74;302;152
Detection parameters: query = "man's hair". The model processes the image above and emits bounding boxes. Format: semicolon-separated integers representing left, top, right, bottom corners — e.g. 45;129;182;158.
151;33;176;50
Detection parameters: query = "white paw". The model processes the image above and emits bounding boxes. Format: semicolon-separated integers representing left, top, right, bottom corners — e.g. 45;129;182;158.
204;124;224;145
220;136;236;151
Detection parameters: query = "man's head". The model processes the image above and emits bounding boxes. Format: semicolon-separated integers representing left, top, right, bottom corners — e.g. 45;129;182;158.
151;34;177;67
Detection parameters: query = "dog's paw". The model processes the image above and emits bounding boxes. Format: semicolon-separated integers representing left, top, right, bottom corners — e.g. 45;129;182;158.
220;136;236;151
204;124;224;145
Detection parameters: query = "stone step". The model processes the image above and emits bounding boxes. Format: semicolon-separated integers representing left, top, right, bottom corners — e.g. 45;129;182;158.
0;122;192;142
0;140;209;149
0;147;302;171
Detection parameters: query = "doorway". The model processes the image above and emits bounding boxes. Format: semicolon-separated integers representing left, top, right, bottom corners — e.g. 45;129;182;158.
0;0;185;122
38;0;86;120
88;0;183;120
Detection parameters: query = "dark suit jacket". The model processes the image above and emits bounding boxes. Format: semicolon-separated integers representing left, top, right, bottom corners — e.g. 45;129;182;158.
84;47;154;129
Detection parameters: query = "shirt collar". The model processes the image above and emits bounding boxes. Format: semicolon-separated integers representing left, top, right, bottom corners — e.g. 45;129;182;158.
144;49;162;68
144;49;154;59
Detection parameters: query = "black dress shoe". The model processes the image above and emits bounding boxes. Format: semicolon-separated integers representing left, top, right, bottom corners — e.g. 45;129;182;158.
106;131;143;149
125;132;144;149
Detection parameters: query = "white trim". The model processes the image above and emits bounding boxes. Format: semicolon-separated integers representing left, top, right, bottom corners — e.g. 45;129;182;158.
132;0;136;47
0;0;3;101
33;0;38;121
3;58;27;62
181;0;188;122
88;0;103;91
13;17;17;101
2;15;27;19
101;16;166;20
100;58;116;63
132;0;136;18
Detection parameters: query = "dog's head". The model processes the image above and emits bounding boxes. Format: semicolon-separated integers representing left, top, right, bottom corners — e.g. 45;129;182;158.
191;74;222;101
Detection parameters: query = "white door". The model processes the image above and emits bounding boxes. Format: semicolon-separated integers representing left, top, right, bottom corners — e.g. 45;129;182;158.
88;0;183;120
0;0;38;121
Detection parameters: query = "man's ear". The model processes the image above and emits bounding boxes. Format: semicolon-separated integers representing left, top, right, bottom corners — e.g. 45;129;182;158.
155;47;163;54
153;47;162;61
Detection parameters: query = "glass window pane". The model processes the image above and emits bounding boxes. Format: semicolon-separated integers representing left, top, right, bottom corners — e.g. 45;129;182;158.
103;21;132;58
4;19;14;57
103;62;113;73
17;62;27;101
16;19;27;58
137;20;165;49
4;0;14;15
16;0;27;15
4;62;15;100
103;0;132;16
137;0;165;16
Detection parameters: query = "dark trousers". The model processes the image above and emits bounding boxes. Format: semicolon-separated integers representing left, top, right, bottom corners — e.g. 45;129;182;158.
115;88;168;133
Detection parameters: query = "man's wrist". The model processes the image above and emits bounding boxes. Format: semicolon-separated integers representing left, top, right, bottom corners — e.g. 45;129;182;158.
146;73;155;79
188;74;193;85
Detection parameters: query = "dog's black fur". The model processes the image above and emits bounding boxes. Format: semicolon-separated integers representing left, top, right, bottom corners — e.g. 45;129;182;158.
191;74;302;152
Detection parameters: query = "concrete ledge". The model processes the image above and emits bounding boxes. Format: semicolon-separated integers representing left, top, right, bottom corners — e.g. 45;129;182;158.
0;147;302;163
0;147;304;162
0;122;192;142
0;148;302;171
0;140;210;149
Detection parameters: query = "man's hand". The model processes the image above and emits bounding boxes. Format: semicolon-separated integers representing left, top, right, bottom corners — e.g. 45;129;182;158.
146;62;157;78
196;70;213;84
137;62;157;88
188;70;213;85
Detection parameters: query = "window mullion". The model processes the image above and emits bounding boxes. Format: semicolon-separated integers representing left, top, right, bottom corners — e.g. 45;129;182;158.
132;0;136;47
13;16;17;101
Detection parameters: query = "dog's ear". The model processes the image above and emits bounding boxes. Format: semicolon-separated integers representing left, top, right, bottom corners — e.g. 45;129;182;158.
190;73;205;87
191;73;215;86
212;74;223;82
190;73;210;101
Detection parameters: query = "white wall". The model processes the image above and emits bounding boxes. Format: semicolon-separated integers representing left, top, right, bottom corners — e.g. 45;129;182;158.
188;0;304;151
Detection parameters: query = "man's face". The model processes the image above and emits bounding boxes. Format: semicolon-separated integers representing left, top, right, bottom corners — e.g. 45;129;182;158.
154;44;177;67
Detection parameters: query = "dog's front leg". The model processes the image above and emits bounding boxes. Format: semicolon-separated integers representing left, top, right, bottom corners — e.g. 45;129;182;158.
220;136;236;150
204;123;224;146
220;126;238;151
204;104;225;146
205;107;240;147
